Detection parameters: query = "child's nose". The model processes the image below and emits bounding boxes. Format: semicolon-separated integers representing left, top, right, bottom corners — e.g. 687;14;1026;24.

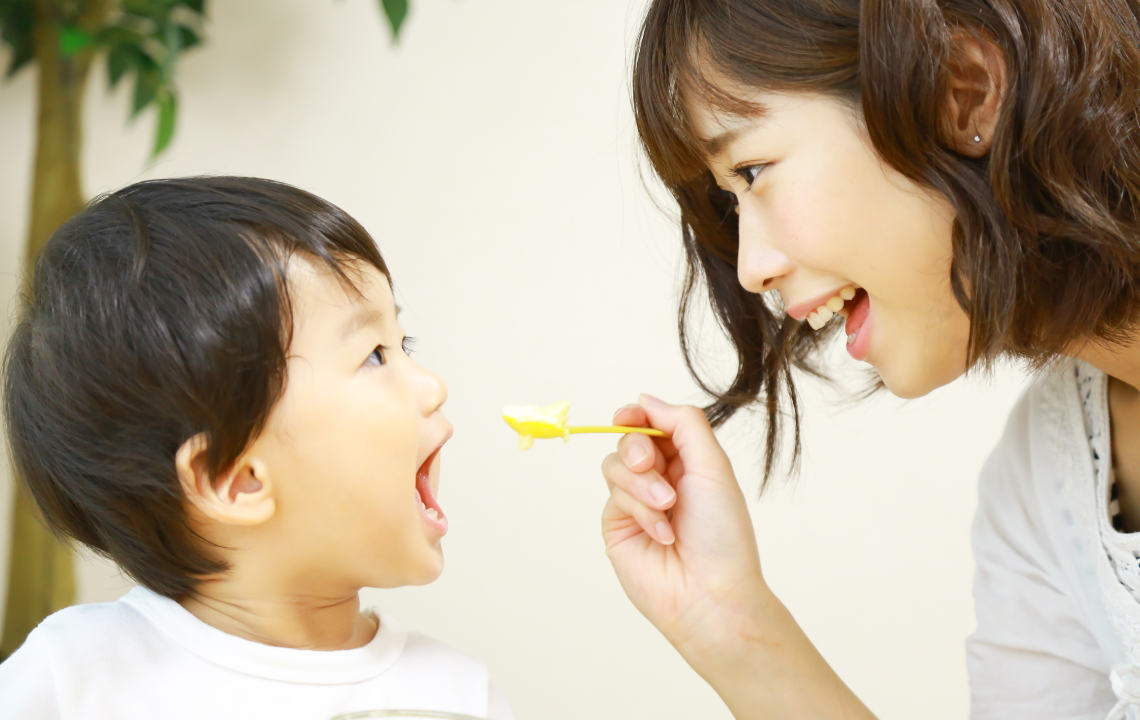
416;366;448;415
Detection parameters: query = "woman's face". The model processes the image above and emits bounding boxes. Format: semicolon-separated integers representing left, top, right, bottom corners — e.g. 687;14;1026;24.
692;91;971;398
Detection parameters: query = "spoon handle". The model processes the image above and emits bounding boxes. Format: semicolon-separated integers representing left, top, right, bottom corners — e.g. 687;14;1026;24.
567;426;667;437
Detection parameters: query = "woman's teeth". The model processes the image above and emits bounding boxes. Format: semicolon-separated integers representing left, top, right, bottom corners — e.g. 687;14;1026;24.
806;285;859;330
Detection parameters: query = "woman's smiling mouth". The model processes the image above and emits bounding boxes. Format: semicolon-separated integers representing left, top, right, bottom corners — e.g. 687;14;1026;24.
786;285;872;360
844;289;872;360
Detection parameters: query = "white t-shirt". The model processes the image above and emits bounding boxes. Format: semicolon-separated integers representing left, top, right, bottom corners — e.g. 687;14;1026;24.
967;359;1140;720
0;586;515;720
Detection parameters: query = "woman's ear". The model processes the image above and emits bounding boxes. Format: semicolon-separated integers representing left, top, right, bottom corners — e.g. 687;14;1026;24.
177;433;276;526
943;34;1006;157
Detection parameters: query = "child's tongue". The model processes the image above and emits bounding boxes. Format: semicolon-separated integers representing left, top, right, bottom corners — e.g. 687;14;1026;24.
415;450;445;525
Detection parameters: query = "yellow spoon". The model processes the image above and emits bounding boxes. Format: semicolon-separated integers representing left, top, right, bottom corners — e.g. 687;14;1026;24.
503;400;667;451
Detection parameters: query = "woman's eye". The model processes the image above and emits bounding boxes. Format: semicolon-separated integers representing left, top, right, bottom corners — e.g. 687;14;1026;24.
733;163;768;187
365;346;386;367
711;188;739;217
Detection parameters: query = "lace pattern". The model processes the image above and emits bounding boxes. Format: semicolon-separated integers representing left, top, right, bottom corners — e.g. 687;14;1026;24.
1077;363;1140;602
1063;360;1140;719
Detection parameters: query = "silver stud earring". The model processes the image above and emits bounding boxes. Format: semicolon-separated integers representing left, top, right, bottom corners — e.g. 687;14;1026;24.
973;134;982;143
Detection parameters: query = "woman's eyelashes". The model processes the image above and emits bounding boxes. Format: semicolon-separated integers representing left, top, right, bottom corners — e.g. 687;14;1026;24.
729;163;768;187
364;336;416;368
712;187;739;217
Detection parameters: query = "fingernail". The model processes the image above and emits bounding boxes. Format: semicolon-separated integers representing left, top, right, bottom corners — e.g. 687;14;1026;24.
655;520;675;545
626;446;647;466
650;481;675;505
639;393;665;408
614;403;638;422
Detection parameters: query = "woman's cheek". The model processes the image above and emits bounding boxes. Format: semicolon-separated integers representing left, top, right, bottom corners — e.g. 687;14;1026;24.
769;193;821;261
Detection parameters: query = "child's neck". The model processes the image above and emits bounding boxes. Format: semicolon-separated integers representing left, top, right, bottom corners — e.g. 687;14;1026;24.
179;575;377;651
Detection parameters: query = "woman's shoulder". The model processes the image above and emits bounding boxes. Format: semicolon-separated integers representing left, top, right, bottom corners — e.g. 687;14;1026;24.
970;357;1126;695
974;357;1103;598
984;358;1087;480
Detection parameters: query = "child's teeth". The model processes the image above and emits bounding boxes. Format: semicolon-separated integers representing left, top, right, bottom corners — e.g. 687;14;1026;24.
847;332;857;345
816;306;834;324
826;296;844;312
807;312;822;330
840;286;856;301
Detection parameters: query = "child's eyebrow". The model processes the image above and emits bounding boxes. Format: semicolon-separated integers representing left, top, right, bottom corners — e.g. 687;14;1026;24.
338;304;396;343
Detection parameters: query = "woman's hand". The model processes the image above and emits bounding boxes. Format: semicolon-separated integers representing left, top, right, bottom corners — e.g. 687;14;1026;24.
600;394;768;657
601;394;876;720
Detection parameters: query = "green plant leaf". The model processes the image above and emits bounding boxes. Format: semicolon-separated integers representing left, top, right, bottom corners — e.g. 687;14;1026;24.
179;0;206;14
122;0;168;18
132;60;162;116
59;26;93;57
107;44;131;87
107;43;145;88
0;0;35;76
177;25;200;51
96;25;146;49
153;89;177;156
380;0;409;40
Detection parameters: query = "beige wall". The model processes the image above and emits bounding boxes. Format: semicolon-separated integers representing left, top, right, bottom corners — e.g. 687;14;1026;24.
0;1;1029;717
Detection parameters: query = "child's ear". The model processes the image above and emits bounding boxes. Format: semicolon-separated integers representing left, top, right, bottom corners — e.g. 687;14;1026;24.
176;433;276;526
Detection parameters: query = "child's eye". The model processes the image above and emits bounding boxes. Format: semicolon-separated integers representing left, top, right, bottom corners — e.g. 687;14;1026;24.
365;337;416;367
365;346;387;367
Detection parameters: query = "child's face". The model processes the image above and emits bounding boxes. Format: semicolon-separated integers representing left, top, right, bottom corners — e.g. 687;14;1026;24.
250;257;452;590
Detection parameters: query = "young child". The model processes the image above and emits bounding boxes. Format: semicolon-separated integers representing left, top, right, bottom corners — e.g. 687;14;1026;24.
0;177;514;720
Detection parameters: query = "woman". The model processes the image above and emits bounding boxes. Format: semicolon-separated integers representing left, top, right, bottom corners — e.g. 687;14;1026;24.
601;1;1140;717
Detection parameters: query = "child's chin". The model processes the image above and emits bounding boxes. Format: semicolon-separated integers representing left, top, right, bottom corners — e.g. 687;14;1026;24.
367;547;444;588
404;551;446;587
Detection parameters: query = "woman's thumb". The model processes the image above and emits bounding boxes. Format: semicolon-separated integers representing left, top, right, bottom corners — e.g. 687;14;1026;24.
638;394;733;478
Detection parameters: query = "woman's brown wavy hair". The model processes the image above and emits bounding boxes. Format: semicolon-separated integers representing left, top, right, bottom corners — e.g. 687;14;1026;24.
633;0;1140;482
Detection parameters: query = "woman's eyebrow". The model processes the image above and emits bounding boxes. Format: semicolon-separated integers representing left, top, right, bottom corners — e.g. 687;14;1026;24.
704;127;744;155
702;115;767;156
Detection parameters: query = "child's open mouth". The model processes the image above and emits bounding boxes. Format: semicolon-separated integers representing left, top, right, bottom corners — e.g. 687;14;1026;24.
415;446;448;535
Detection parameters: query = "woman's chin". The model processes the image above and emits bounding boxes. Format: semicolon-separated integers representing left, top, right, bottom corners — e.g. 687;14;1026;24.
876;359;965;399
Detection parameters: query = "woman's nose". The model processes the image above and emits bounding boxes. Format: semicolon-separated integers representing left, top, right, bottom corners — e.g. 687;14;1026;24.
737;244;794;293
736;206;793;293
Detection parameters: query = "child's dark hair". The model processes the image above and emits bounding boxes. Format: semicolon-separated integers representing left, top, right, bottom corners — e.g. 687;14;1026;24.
4;176;388;599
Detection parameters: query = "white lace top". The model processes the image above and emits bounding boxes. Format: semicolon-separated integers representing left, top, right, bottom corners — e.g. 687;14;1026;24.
968;359;1140;720
1076;362;1140;605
